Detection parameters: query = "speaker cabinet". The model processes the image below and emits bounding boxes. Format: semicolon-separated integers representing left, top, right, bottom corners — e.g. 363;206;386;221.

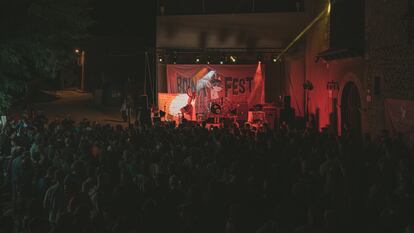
284;96;291;108
237;102;249;121
138;109;151;126
280;107;295;127
137;94;148;110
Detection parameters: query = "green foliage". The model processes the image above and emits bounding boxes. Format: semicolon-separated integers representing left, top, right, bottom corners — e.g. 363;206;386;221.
0;0;93;114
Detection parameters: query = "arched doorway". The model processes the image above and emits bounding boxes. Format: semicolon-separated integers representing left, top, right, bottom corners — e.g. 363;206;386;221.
341;82;362;137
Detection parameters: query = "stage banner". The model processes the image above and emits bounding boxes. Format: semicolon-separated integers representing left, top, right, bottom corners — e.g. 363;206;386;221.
166;64;265;116
384;99;414;145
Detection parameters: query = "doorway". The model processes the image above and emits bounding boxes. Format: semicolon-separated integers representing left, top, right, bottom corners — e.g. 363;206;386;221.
341;82;362;137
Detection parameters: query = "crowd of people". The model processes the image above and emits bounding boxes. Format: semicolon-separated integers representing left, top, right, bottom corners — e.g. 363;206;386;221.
0;111;413;233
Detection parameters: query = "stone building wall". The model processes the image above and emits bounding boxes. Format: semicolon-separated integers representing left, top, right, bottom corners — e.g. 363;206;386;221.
303;0;332;128
365;0;414;135
303;0;367;132
301;0;414;136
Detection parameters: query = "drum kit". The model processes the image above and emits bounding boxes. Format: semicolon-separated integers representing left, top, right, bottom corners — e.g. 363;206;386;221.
207;98;240;122
173;96;243;124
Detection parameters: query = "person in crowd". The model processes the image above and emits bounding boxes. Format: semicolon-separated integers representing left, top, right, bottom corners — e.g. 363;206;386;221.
43;169;66;224
0;109;412;233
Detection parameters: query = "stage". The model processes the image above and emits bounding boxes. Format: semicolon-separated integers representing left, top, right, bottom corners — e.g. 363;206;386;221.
153;63;282;129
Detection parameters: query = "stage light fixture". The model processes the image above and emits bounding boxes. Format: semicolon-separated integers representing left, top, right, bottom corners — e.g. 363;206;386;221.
327;1;331;14
220;61;224;64
230;55;236;63
273;58;277;63
196;58;200;63
171;53;177;64
158;53;165;63
257;54;263;63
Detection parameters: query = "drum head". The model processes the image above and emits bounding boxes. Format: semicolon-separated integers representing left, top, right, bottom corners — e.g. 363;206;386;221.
210;103;222;114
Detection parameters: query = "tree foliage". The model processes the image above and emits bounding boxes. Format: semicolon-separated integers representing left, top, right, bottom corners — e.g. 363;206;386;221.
0;0;93;113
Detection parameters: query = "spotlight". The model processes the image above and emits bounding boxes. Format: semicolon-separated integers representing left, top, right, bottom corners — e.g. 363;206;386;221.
207;61;210;64
220;61;224;64
273;58;277;63
196;58;200;63
74;48;80;54
159;58;163;62
230;56;236;63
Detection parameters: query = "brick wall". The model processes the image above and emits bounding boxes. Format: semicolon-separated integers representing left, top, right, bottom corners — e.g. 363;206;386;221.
365;0;414;135
291;0;414;136
366;0;414;100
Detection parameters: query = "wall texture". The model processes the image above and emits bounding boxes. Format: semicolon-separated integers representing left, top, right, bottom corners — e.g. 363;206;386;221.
365;0;414;135
300;0;414;136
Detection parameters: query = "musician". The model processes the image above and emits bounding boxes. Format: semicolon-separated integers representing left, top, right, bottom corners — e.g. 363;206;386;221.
196;71;224;117
180;87;196;120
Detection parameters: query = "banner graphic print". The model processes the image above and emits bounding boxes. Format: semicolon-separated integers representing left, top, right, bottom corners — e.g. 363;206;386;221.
164;64;265;120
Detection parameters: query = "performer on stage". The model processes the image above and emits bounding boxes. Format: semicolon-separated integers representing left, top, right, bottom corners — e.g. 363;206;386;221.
180;87;196;120
196;70;223;118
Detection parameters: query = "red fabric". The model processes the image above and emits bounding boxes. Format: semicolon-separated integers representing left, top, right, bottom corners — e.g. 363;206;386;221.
166;64;265;116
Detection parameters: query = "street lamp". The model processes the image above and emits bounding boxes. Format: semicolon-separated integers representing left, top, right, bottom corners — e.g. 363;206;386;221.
74;48;85;91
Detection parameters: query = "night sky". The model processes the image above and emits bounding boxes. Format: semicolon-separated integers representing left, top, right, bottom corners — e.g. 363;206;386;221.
90;0;156;39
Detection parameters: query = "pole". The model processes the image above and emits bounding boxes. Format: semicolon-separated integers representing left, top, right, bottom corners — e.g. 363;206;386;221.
81;51;85;91
252;0;255;12
144;52;147;95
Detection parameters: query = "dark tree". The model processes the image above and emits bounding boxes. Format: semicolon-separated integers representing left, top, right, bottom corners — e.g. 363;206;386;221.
0;0;92;113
